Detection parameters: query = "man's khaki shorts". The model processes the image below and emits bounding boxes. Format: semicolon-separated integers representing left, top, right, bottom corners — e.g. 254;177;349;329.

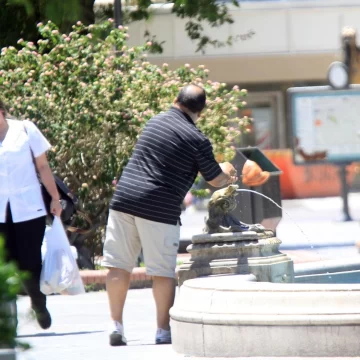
102;210;180;278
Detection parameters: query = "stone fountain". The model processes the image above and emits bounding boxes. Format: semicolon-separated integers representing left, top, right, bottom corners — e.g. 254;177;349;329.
177;184;294;286
171;185;360;357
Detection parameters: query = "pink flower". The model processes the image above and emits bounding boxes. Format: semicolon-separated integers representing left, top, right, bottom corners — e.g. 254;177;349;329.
87;33;92;39
146;41;152;46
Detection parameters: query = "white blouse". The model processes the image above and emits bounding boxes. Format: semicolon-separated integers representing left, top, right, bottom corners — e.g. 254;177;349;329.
0;119;51;223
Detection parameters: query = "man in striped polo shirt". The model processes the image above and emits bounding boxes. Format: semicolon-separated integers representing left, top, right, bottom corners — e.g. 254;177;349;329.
102;84;270;346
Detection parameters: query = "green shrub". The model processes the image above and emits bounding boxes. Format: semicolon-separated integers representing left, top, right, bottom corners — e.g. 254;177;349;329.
0;20;250;265
0;238;25;349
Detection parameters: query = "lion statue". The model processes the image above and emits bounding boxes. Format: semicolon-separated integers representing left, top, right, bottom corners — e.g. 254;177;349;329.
204;184;266;234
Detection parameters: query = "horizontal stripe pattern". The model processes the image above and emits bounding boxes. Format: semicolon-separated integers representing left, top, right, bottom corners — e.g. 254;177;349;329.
110;107;222;225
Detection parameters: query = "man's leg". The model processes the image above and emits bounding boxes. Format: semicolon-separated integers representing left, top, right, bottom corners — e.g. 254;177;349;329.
102;210;141;346
152;276;176;330
136;216;180;344
106;268;131;324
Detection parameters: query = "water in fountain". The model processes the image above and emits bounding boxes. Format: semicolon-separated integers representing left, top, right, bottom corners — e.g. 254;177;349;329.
235;188;331;276
235;189;312;244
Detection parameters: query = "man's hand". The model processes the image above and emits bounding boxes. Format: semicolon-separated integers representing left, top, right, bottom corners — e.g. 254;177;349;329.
208;162;238;187
242;160;270;187
219;162;238;184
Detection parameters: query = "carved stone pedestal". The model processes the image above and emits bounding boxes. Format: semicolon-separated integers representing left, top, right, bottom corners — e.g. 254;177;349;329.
178;230;294;286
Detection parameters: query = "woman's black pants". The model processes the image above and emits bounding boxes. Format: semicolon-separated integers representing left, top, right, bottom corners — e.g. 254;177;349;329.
0;204;46;311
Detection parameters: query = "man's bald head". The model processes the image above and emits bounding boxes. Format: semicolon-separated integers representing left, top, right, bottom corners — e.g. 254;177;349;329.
176;84;206;114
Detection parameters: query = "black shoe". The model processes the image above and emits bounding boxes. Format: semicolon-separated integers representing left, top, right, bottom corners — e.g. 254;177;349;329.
23;278;51;329
110;331;127;346
33;306;52;330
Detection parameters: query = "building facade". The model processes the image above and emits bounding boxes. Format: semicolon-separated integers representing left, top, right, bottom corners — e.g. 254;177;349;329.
95;0;360;197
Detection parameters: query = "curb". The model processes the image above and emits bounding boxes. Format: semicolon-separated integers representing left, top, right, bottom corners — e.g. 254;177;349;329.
80;267;179;290
80;250;324;290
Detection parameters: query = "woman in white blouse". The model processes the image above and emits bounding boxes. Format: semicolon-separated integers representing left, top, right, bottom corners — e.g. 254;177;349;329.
0;99;62;329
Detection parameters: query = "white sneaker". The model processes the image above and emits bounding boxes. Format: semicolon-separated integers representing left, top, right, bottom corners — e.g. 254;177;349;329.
109;321;127;346
155;328;171;344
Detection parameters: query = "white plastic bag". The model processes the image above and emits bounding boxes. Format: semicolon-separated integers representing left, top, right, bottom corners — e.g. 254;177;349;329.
40;217;85;296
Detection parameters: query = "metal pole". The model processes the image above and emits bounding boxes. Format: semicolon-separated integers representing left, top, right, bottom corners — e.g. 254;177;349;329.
114;0;122;27
338;163;352;221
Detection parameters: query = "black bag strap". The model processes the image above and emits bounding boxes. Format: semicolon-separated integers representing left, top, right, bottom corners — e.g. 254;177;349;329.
23;121;78;206
23;121;38;171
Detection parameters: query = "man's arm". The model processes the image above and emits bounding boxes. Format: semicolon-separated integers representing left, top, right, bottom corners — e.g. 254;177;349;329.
195;138;269;188
207;162;237;187
207;160;270;188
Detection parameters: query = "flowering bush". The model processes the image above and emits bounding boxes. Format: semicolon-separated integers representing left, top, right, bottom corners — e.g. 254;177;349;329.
0;20;251;266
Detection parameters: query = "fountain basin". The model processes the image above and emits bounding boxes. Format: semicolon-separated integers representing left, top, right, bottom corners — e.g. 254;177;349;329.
171;275;360;357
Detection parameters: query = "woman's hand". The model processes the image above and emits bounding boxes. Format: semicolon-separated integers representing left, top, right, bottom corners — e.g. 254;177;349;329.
242;160;270;187
50;198;63;217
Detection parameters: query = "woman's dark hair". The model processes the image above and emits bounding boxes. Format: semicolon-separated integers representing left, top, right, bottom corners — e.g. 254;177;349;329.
0;99;7;116
176;84;206;113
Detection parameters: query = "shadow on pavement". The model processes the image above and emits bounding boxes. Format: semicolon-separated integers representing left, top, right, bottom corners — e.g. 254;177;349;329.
17;331;103;338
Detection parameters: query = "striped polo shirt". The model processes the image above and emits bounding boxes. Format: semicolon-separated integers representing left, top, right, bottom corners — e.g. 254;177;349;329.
110;107;222;225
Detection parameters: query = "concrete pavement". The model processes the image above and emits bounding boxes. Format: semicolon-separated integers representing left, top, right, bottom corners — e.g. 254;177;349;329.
16;290;180;360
